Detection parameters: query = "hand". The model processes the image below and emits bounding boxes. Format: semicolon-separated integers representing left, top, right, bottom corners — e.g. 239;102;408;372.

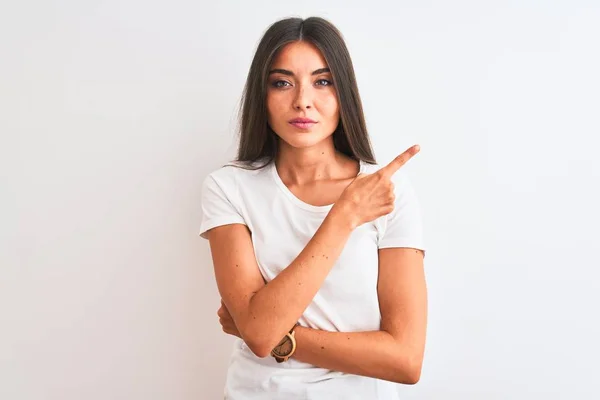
335;145;420;229
217;300;242;338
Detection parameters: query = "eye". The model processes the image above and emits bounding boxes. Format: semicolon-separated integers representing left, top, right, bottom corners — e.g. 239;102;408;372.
316;79;333;86
271;80;291;88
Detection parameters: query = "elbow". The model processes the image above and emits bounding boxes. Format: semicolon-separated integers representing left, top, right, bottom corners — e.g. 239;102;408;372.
237;300;281;358
392;355;423;385
240;325;278;359
244;337;272;359
401;367;422;385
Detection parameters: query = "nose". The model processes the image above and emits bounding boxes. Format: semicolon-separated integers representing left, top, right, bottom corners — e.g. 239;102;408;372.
293;86;312;110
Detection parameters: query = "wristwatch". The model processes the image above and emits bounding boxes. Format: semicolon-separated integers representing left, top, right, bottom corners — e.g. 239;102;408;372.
270;323;299;363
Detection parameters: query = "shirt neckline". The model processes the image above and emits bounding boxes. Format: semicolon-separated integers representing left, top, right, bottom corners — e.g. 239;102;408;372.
270;159;364;213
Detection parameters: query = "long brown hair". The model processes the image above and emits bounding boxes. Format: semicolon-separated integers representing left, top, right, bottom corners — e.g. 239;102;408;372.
233;16;376;169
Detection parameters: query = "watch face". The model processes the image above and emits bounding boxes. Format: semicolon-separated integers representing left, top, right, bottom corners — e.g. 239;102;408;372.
271;334;293;357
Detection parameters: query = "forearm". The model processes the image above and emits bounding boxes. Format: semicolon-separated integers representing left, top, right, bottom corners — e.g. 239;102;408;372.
243;205;355;355
292;326;423;384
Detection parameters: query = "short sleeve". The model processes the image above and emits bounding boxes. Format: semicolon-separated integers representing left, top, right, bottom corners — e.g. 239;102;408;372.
198;174;246;240
377;170;426;253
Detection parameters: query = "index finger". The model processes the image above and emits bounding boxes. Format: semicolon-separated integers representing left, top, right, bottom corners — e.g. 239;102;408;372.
379;145;420;177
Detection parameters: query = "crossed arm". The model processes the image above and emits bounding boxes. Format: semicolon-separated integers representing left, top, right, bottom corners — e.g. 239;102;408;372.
291;247;427;384
208;221;427;385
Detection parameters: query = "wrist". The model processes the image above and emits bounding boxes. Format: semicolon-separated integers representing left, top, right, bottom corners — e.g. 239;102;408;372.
270;323;300;363
330;201;358;231
289;325;306;360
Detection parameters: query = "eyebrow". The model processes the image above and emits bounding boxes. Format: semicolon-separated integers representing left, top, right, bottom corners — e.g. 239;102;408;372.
268;67;331;76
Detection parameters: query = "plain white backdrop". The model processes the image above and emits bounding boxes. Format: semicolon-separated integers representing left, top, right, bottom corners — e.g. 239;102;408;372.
1;1;599;399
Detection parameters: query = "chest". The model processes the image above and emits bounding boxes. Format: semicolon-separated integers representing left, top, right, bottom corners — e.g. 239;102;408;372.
251;209;380;297
284;178;355;207
241;186;383;330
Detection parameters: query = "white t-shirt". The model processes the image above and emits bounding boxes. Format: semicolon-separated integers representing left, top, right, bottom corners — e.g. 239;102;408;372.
199;158;426;400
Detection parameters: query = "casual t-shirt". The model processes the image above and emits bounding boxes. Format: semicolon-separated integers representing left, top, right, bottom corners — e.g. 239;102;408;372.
199;157;426;400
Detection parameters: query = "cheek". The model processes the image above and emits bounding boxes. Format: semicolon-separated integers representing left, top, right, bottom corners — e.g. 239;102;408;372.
266;93;285;118
319;94;340;118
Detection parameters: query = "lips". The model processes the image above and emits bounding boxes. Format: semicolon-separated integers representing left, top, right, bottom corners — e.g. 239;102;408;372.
289;118;316;123
289;118;317;130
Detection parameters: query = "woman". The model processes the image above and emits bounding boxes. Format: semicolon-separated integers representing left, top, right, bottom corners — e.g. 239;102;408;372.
199;16;427;400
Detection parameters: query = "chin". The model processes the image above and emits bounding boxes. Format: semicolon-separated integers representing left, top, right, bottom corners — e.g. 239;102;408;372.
280;133;329;149
275;125;334;148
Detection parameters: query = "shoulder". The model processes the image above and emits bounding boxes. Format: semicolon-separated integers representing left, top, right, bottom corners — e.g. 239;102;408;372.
201;159;273;203
360;160;412;185
206;158;272;184
359;160;380;175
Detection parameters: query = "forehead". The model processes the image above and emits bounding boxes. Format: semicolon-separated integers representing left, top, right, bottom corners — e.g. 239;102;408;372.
271;41;329;71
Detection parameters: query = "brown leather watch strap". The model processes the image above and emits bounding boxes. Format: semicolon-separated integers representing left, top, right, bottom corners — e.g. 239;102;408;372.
271;323;300;363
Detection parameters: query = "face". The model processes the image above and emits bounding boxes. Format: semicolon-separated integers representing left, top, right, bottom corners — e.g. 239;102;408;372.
266;41;340;150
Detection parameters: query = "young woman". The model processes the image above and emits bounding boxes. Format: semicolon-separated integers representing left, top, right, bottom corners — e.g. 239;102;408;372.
199;16;427;400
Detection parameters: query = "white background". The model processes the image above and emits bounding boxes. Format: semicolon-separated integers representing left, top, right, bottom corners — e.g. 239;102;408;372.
1;1;599;399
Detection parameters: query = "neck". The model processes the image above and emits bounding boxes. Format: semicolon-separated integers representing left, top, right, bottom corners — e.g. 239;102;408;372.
274;138;349;185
